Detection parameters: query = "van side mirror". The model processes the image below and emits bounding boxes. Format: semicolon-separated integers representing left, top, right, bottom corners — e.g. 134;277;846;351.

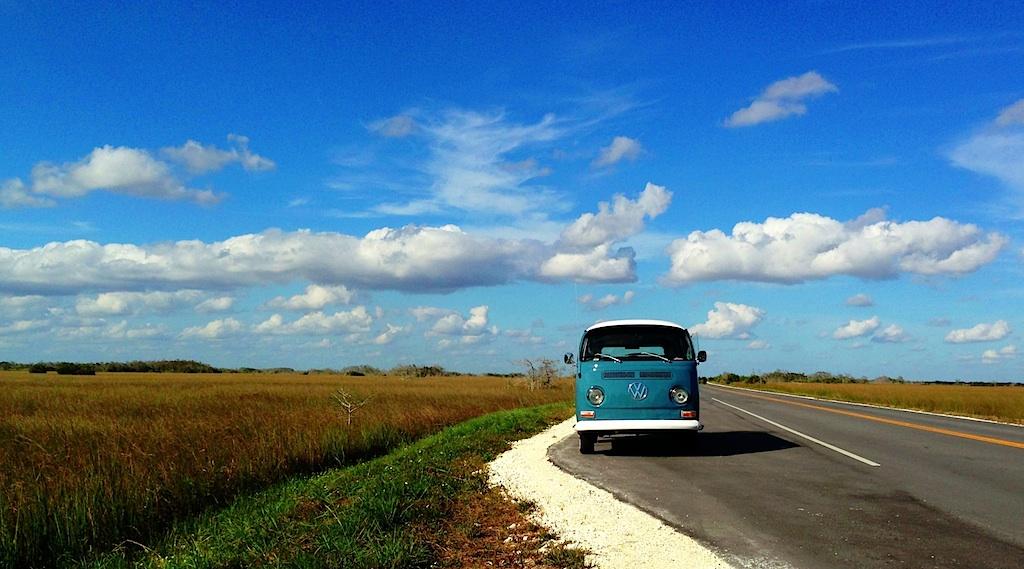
563;353;575;365
697;350;707;363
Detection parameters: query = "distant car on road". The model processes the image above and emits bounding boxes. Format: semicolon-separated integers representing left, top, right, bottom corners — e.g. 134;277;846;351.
565;319;706;454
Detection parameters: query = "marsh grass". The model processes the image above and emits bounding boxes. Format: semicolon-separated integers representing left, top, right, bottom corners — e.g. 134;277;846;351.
725;381;1024;424
0;371;571;567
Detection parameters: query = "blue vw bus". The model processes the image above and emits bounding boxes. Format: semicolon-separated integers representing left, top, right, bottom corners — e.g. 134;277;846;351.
564;319;706;454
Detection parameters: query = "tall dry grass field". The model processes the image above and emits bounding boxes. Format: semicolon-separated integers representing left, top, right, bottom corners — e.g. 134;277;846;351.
745;382;1024;424
0;371;572;567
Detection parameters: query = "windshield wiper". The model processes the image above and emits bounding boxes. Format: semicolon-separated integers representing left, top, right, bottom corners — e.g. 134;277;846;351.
628;351;671;363
591;353;622;363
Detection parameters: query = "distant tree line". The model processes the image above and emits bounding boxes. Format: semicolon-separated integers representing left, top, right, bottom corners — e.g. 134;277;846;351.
706;370;900;385
704;370;1023;387
23;360;220;375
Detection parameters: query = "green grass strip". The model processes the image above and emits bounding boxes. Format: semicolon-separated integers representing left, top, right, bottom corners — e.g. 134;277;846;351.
78;402;572;569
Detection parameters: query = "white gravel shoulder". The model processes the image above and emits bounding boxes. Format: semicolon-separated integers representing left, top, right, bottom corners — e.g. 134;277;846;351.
488;417;734;569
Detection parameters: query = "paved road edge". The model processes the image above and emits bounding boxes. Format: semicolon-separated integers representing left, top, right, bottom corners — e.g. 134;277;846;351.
709;383;1024;427
488;417;734;569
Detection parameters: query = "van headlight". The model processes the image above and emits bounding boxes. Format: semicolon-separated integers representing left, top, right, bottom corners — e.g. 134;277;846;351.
586;386;605;406
669;386;689;405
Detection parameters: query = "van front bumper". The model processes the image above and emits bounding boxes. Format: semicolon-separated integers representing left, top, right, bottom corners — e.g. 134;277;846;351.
574;419;702;432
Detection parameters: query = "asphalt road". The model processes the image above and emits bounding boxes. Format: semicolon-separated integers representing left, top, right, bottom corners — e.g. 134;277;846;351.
549;384;1024;569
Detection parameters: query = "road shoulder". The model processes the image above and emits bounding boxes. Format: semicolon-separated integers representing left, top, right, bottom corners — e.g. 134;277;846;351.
488;417;733;569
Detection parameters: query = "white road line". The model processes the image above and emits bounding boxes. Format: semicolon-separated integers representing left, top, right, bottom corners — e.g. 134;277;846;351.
712;397;881;467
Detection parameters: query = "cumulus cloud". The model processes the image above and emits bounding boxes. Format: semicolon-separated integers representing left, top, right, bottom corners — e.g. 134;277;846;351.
593;136;642;167
747;339;771;350
265;284;354;311
1;179;54;208
415;305;498;347
833;316;880;340
2;136;274;209
690;302;765;339
538;183;671;283
75;290;205;316
0;319;50;335
162;134;275;174
725;71;838;127
539;244;636;283
845;293;874;307
373;323;409;345
180;317;243;339
578;290;635;311
982;344;1017;364
29;145;220;204
254;306;373;336
944;320;1011;343
195;296;234;313
0;183;669;292
663;209;1006;285
872;324;911;343
560;183;671;248
0;225;542;295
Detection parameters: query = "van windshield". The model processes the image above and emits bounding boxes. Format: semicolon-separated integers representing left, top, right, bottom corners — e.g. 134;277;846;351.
581;325;695;361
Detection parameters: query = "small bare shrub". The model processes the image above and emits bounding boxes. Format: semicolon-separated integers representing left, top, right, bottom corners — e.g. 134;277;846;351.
519;358;559;390
332;388;372;425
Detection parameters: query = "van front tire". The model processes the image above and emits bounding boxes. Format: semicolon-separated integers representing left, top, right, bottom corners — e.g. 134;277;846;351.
579;432;597;454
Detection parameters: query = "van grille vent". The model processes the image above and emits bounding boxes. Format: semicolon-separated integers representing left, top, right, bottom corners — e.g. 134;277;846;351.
639;371;672;378
602;371;635;379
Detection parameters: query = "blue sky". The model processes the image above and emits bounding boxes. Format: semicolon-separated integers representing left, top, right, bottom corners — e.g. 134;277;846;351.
2;1;1023;380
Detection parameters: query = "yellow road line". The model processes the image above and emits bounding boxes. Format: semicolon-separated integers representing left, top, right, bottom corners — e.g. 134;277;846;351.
728;390;1024;450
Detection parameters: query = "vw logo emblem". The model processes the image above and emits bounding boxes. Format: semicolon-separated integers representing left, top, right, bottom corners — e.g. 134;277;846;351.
627;382;648;401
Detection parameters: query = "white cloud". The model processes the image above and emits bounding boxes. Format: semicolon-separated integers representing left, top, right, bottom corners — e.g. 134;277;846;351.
846;293;874;307
429;305;491;335
995;99;1024;127
180;317;243;339
950;131;1024;192
560;183;671;248
373;323;409;345
104;320;167;340
75;290;205;316
747;339;771;350
161;134;275;174
0;295;48;317
725;71;838;127
254;306;373;336
2;136;274;209
593;136;642;167
265;284;354;311
369;115;416;138
949;98;1024;200
982;344;1017;364
0;225;542;294
374;110;563;216
29;145;220;204
578;290;634;311
1;179;54;208
195;296;234;313
872;324;911;343
691;302;765;339
0;319;50;335
833;316;880;340
944;320;1011;343
663;210;1006;285
539;244;636;283
0;183;671;292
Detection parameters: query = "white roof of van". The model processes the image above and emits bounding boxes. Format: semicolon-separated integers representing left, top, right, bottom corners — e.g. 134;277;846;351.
585;319;685;332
